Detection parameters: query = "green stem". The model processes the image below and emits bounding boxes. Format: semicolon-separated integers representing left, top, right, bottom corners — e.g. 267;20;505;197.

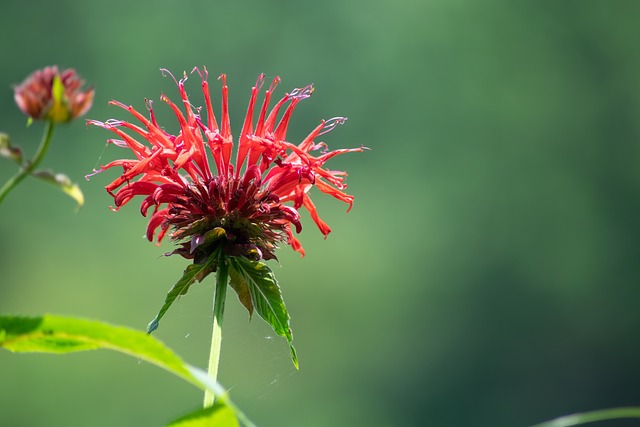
0;121;56;205
531;407;640;427
203;256;229;408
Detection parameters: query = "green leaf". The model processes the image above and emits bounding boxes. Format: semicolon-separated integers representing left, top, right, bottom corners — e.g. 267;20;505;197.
148;252;218;333
228;257;298;369
530;407;640;427
184;366;255;427
166;402;239;427
32;170;84;207
229;266;254;317
0;315;199;387
0;133;23;164
0;315;252;426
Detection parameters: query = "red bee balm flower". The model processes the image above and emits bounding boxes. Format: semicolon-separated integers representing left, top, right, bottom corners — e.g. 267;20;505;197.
89;68;363;262
90;69;363;366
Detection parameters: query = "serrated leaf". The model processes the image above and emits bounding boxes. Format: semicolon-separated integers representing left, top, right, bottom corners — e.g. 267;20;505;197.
229;257;298;369
166;401;239;427
32;170;84;207
148;253;218;333
0;133;23;164
229;267;254;318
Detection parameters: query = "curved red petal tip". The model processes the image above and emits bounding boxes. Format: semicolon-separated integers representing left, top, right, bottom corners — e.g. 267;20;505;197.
346;201;354;212
255;74;265;91
242;164;263;187
286;226;306;257
146;209;169;241
268;76;280;93
156;224;169;244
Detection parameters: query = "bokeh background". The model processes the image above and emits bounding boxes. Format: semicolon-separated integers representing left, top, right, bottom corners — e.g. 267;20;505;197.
2;1;640;426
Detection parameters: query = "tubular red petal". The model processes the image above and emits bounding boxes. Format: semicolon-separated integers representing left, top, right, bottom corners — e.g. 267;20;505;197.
193;67;219;131
315;179;355;211
285;225;306;257
302;194;331;237
263;92;292;136
236;74;264;175
273;84;313;141
146;208;170;241
255;77;279;137
273;99;299;142
241;164;263;188
219;75;230;139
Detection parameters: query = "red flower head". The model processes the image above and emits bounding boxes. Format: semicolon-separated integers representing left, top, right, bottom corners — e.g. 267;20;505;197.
14;66;94;123
89;68;363;262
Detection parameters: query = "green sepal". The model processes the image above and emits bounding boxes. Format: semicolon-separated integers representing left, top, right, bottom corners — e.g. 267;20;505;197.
32;170;84;207
166;401;239;427
228;257;298;369
0;133;23;164
47;75;71;123
148;251;218;333
52;75;65;103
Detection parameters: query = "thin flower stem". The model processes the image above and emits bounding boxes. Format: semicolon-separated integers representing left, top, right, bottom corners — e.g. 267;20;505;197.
0;121;56;205
204;256;229;407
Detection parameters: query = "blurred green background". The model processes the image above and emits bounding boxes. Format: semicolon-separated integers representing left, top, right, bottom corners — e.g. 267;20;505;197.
2;1;640;426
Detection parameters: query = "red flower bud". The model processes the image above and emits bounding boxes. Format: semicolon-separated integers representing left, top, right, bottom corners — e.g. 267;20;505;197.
14;66;94;123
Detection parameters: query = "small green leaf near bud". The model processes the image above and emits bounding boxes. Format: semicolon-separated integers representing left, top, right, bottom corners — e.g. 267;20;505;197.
0;133;23;164
32;170;84;207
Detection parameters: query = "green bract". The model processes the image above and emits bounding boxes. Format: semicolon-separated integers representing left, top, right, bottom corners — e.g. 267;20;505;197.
147;252;298;369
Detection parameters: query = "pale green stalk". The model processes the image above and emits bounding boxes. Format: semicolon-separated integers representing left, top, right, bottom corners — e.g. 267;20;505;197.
203;258;229;407
0;121;55;204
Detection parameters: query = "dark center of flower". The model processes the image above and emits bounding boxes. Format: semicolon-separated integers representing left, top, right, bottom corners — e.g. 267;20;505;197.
166;174;299;263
